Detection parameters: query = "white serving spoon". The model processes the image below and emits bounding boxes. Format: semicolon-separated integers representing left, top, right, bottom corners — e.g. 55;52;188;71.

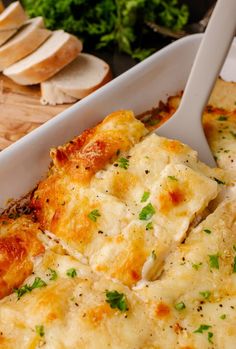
156;0;236;167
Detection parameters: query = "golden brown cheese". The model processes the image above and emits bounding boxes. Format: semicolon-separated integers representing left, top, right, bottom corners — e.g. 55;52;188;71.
0;216;44;299
31;110;147;231
33;133;221;287
30;109;225;287
0;251;155;349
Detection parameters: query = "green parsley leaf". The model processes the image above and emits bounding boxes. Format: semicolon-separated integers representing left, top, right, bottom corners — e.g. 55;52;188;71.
203;229;211;234
35;325;44;337
194;324;212;333
48;268;57;281
31;277;47;289
139;203;155;221
208;332;214;344
141;191;150;203
168;175;178;181
88;209;101;222
146;222;153;230
192;262;202;270
66;268;77;278
14;277;47;299
105;290;128;312
118;157;129;169
209;254;220;269
175;301;186;311
213;177;225;185
233;256;236;273
151;250;156;260
14;284;31;299
220;314;226;320
199;291;211;300
218;115;228;121
233;245;236;252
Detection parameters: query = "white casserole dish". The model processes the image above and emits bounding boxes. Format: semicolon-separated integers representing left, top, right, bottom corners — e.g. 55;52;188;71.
0;33;235;209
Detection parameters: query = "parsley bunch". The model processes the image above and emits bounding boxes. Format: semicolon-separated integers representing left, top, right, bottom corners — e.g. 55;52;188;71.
22;0;189;60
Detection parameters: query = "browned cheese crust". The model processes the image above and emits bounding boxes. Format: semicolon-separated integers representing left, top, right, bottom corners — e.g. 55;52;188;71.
0;216;44;299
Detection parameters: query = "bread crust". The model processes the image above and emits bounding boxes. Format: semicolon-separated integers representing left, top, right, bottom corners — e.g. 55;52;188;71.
0;2;28;30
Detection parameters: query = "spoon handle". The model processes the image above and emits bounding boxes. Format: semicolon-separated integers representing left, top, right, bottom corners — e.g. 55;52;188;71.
179;0;236;117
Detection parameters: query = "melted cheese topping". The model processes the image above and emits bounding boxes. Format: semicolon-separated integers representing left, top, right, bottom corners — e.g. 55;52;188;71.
32;124;221;287
136;199;236;348
0;216;44;299
0;251;154;349
1;80;236;348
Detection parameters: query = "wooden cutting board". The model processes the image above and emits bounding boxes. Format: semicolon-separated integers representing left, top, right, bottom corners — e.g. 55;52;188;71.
0;73;72;150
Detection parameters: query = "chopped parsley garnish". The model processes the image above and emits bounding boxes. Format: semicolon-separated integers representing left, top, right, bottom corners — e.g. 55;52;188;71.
146;222;153;230
35;325;44;337
192;262;202;270
209;254;219;269
208;332;214;344
14;277;47;299
213;177;225;185
175;301;186;311
141;191;150;203
233;245;236;252
88;209;101;222
48;268;57;281
220;314;226;320
194;324;212;333
218;115;228;121
139;203;156;221
233;256;236;273
151;250;157;260
199;291;211;300
105;290;128;312
203;229;211;234
66;268;77;278
118;157;129;169
168;175;178;181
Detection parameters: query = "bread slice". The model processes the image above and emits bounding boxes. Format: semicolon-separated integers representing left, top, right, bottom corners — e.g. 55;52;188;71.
40;81;77;105
3;30;83;85
0;2;28;46
41;53;111;104
0;17;51;71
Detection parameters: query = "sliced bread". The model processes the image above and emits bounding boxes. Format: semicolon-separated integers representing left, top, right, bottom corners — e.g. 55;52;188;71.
41;53;111;104
40;81;77;105
4;30;83;85
0;2;28;46
0;17;51;71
